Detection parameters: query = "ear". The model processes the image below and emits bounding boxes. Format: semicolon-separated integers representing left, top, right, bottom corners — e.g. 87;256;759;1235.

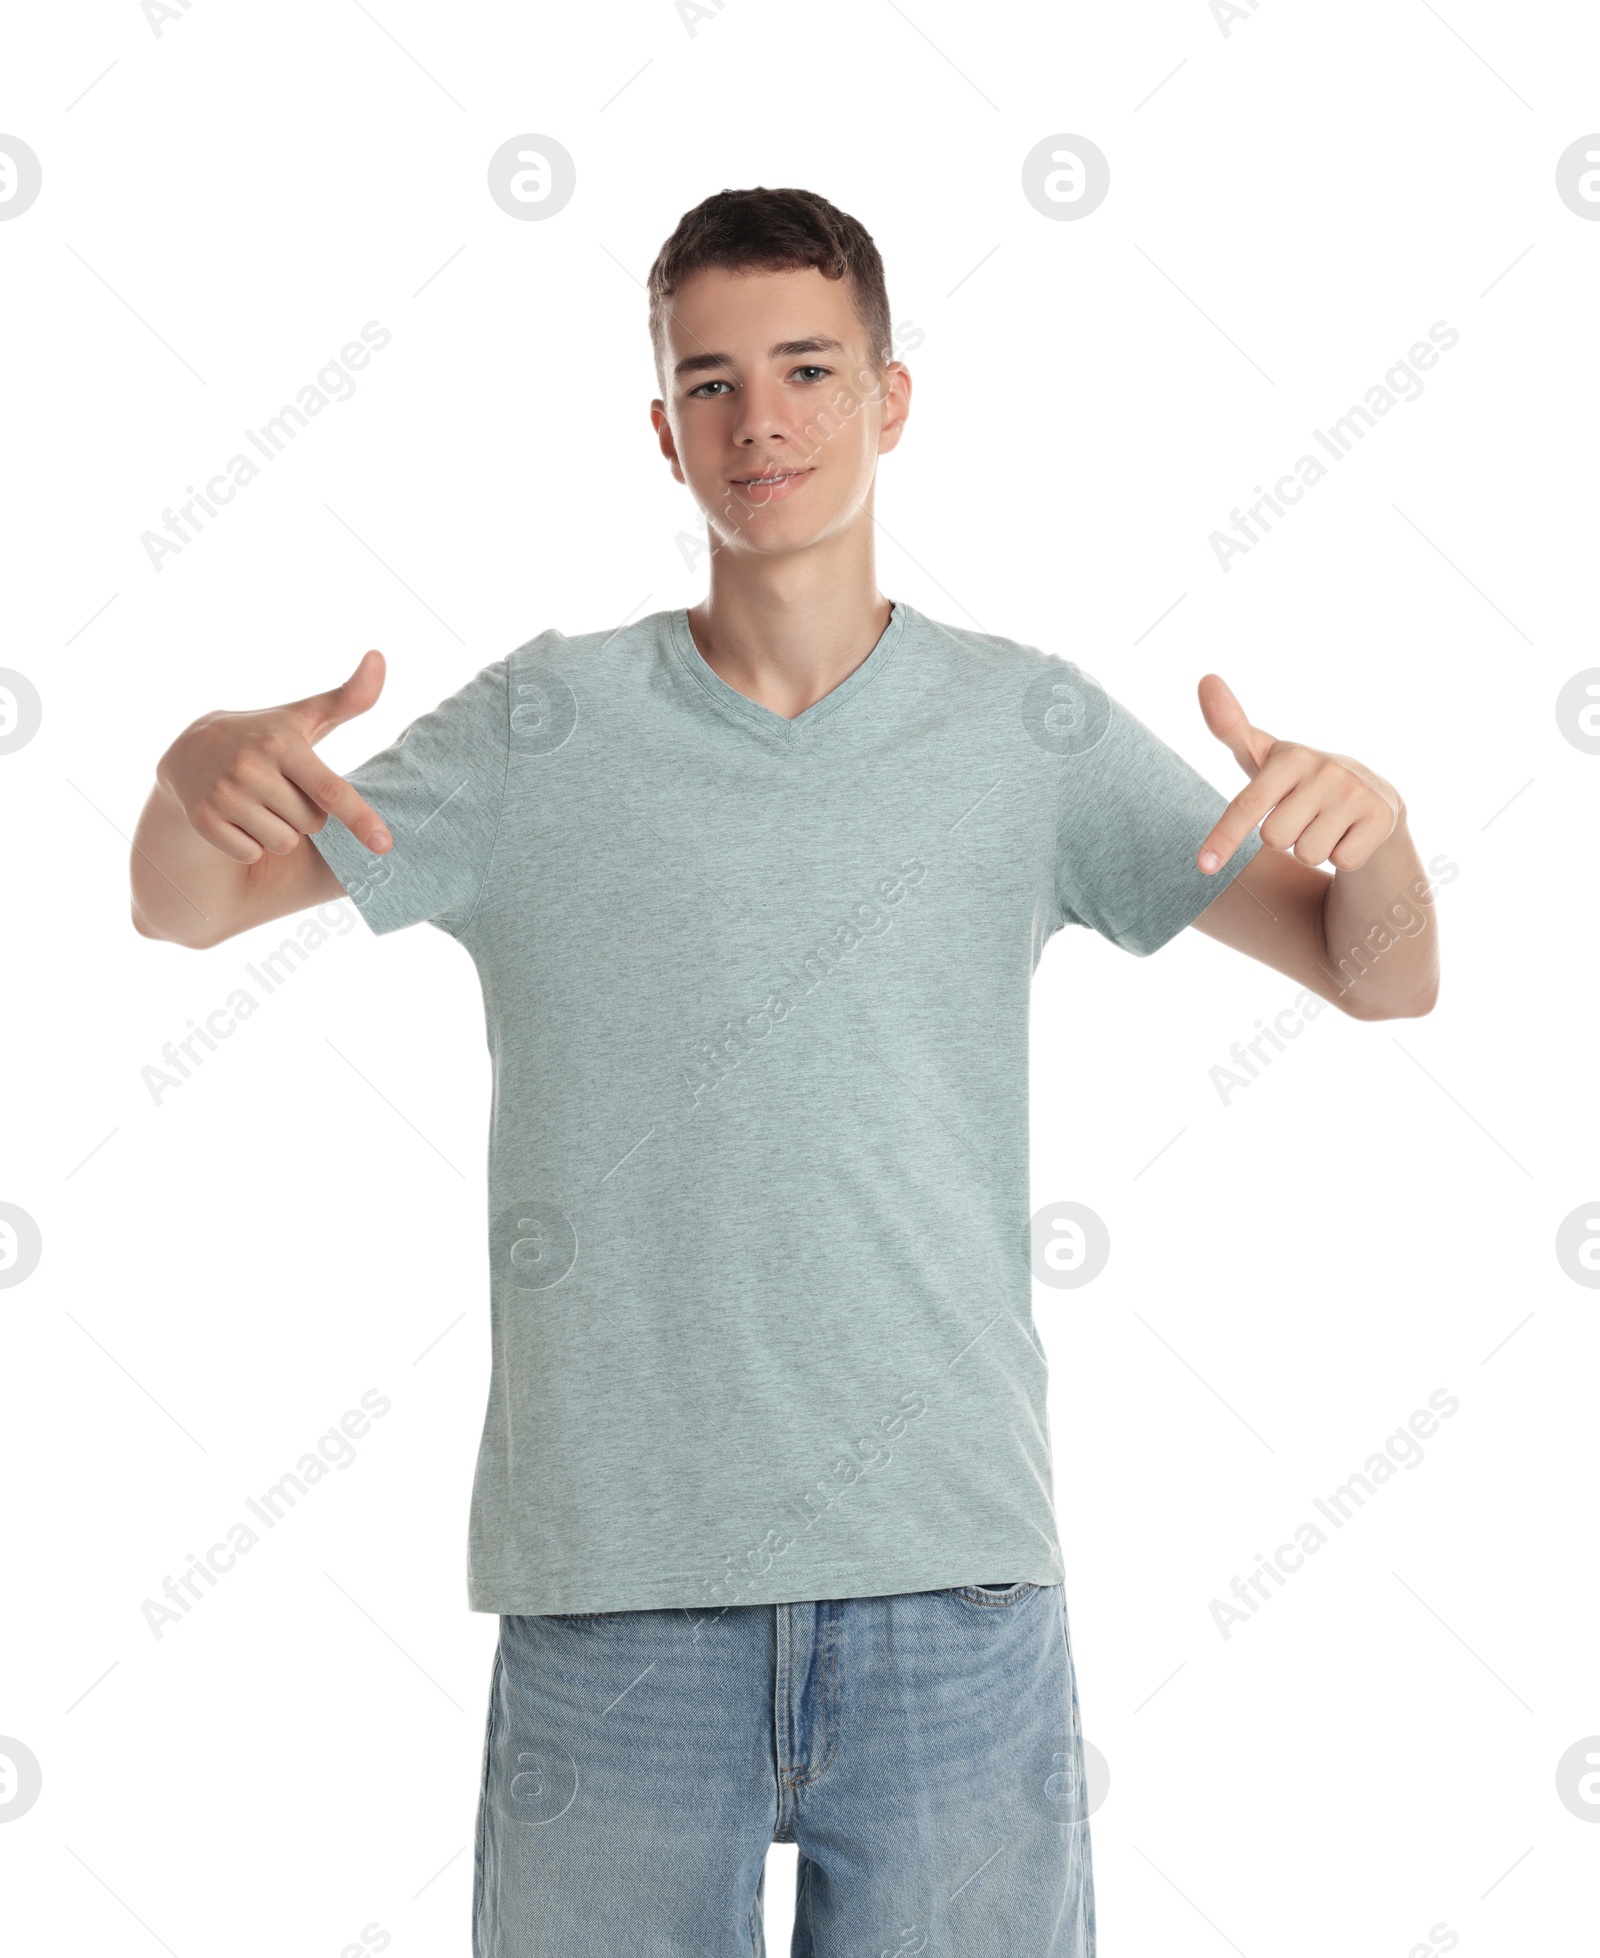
650;400;686;486
874;361;913;457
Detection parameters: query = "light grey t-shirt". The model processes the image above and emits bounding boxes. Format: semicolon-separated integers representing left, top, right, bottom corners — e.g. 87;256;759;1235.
310;601;1260;1616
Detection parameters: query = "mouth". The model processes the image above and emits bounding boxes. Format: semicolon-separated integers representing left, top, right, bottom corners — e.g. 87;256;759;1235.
727;467;814;502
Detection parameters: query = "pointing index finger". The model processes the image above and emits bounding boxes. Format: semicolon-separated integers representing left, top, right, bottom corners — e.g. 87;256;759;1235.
1197;799;1254;875
1196;747;1301;874
281;739;391;854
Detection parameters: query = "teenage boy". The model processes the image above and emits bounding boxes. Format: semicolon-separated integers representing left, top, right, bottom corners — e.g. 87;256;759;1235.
131;187;1438;1957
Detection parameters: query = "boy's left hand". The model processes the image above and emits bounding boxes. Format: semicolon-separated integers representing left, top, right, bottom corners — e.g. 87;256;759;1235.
1194;673;1402;875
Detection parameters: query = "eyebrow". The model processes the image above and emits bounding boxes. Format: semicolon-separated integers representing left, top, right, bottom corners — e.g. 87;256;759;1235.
673;335;848;379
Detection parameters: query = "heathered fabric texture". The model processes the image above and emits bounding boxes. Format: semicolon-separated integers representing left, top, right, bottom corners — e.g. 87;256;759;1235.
309;602;1261;1615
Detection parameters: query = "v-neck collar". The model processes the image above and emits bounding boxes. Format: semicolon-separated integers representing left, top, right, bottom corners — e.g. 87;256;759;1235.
667;600;908;745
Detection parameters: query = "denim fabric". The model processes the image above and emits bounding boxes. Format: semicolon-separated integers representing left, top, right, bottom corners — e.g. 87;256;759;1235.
474;1581;1095;1955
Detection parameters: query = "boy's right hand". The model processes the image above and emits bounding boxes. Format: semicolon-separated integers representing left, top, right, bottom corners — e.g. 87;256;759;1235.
157;650;393;862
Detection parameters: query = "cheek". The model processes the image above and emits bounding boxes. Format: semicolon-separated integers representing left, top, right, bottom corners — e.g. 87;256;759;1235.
673;412;720;476
822;415;880;497
673;420;743;516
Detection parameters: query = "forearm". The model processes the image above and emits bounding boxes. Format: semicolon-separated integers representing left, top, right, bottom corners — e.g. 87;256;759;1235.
1316;807;1440;1018
129;777;253;946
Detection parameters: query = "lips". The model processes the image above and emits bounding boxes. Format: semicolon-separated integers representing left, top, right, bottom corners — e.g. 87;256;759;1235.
728;467;814;501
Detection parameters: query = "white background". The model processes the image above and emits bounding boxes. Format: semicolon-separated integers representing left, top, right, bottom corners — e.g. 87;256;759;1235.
3;1;1597;1953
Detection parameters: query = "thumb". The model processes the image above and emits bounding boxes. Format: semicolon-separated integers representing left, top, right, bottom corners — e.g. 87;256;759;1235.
292;649;387;744
1198;672;1273;774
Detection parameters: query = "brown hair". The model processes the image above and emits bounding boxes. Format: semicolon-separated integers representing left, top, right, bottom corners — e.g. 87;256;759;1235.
646;186;892;386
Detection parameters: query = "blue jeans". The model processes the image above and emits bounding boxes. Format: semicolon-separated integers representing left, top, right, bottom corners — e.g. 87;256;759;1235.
474;1581;1096;1955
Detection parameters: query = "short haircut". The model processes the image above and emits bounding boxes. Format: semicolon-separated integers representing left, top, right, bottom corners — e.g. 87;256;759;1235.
646;186;892;386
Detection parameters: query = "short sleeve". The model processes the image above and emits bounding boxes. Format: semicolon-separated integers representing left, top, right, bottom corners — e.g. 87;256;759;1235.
308;658;509;937
1053;679;1263;956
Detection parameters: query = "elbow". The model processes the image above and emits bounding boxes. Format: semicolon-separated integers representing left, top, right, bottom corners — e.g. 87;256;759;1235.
1386;957;1442;1020
1409;978;1440;1018
130;902;224;951
1336;979;1439;1022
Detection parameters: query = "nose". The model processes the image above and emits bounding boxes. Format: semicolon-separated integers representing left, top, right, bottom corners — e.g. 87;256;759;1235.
730;373;796;453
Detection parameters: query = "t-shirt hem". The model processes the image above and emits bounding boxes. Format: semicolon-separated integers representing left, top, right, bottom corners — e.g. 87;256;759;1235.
467;1544;1068;1617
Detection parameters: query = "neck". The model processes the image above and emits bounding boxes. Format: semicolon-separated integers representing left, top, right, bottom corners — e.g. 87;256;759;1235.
686;508;891;721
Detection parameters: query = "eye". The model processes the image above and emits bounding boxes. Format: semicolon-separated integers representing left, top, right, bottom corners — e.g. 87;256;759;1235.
688;378;733;398
791;365;830;383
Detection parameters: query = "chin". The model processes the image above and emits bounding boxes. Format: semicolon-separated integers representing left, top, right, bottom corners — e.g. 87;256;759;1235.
706;507;833;552
740;524;841;558
723;497;862;549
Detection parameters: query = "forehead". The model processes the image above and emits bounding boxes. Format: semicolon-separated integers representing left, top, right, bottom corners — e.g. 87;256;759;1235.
659;263;864;365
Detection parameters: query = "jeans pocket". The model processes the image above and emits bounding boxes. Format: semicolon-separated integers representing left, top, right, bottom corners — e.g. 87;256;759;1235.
948;1580;1040;1607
